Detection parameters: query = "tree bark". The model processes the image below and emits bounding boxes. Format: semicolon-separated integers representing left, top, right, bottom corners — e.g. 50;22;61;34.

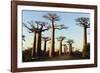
64;46;67;55
59;41;62;56
49;20;55;57
44;40;47;55
37;31;42;56
32;32;36;57
35;33;39;56
64;47;66;55
69;44;72;55
83;27;87;57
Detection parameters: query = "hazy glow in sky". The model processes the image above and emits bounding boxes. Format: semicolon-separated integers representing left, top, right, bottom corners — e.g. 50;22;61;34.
22;10;90;51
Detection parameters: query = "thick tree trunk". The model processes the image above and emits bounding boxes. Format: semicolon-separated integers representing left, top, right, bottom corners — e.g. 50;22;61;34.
69;44;72;55
37;31;42;56
32;32;36;57
64;47;66;55
44;40;47;55
49;25;55;57
35;33;39;56
83;27;87;57
59;41;62;56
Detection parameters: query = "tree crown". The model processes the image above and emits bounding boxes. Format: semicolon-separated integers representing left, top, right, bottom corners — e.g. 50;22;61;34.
56;36;66;41
75;17;90;28
66;39;74;44
42;37;50;41
43;13;60;22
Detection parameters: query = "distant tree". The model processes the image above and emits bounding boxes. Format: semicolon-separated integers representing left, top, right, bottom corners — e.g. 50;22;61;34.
63;44;68;55
42;37;50;55
75;17;90;57
56;36;66;55
43;13;68;57
66;39;74;55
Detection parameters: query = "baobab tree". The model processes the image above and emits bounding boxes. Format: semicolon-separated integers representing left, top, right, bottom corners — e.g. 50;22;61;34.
35;21;50;56
23;21;49;57
43;13;68;57
75;17;90;58
56;36;66;56
63;44;68;55
23;21;37;56
66;39;74;55
42;37;50;55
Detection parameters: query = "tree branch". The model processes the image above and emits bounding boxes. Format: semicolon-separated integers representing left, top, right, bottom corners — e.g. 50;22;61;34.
54;27;68;30
23;22;32;31
27;21;35;29
42;28;49;31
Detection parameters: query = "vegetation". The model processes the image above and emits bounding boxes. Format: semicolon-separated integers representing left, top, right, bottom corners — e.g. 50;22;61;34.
66;39;74;55
43;13;67;57
42;37;50;56
56;36;66;55
75;17;90;58
22;13;90;62
23;21;50;57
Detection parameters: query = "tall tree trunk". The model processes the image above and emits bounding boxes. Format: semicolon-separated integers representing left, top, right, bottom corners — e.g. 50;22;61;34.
37;31;42;56
69;44;72;55
64;47;66;55
59;41;62;56
35;33;39;56
44;40;46;55
83;27;87;57
32;32;36;57
49;21;55;57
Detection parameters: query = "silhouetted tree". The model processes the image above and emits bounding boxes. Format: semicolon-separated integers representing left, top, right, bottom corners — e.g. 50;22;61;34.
35;21;49;56
66;39;74;55
85;43;90;58
63;44;68;55
75;17;90;57
43;13;68;57
42;37;50;55
23;21;49;57
56;36;66;55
